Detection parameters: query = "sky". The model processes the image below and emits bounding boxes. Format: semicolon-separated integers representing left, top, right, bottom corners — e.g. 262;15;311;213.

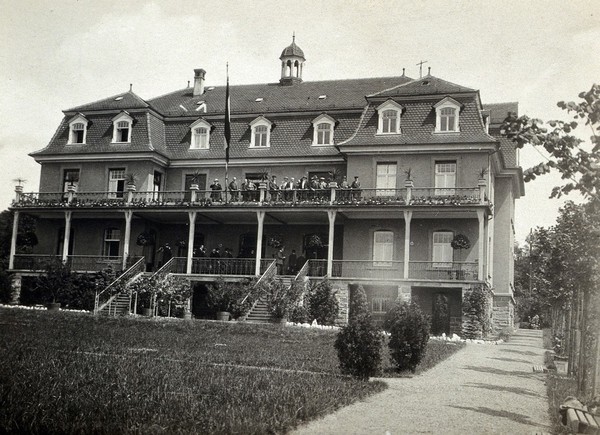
0;0;598;243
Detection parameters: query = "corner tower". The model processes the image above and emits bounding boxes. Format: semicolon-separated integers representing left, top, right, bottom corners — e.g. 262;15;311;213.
279;35;305;86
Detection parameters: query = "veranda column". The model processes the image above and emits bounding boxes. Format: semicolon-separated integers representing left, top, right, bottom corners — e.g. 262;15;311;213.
477;209;485;281
403;210;412;279
326;210;336;276
122;210;133;270
186;211;197;274
8;210;19;270
255;211;265;276
62;211;72;263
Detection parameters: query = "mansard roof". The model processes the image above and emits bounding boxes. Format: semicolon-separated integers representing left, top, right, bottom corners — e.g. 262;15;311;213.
368;75;476;99
484;102;519;168
65;90;149;112
147;76;414;116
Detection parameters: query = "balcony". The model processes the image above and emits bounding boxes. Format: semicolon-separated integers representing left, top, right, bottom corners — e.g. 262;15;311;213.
11;185;486;210
12;254;126;273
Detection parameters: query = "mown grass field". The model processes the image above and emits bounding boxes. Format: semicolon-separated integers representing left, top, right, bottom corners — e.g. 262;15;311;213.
0;308;464;434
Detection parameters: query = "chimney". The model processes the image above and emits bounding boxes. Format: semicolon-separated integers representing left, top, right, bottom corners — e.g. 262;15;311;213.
193;69;206;96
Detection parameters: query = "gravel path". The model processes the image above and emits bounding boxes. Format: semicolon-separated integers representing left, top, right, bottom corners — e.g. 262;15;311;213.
292;329;551;435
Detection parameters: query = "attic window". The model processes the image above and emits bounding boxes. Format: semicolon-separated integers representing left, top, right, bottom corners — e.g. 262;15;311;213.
422;81;430;86
255;98;263;102
318;95;327;100
114;96;124;101
68;115;88;145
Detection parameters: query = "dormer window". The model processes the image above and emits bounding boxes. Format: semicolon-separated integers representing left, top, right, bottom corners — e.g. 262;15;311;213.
312;114;336;146
376;100;403;135
111;112;133;143
249;116;272;148
434;97;461;133
67;114;88;144
189;119;211;149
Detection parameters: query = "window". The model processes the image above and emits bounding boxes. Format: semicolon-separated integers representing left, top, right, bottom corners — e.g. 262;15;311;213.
67;115;88;144
111;112;133;143
376;163;397;196
190;119;211;149
108;168;126;198
376;100;402;134
434;97;461;133
372;297;392;314
373;230;394;267
103;228;121;258
311;114;336;145
432;231;453;268
434;161;456;195
249;116;272;148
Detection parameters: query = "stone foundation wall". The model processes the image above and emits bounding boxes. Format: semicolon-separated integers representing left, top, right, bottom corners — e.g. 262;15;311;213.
492;294;515;330
10;274;22;305
331;282;349;325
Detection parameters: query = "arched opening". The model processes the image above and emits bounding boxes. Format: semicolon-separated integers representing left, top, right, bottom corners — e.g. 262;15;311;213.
294;60;300;77
285;60;292;77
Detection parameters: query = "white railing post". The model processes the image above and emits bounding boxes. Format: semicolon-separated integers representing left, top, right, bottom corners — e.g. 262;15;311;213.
67;185;76;204
255;211;265;275
327;210;336;276
403;210;412;279
62;211;72;263
329;182;337;205
404;179;413;204
478;178;487;204
187;211;197;274
9;210;19;270
477;209;485;280
190;184;199;203
14;185;23;204
122;210;133;270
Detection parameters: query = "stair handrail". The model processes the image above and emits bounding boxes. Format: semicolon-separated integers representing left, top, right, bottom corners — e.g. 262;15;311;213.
294;259;310;282
240;259;275;306
152;257;179;281
94;257;145;314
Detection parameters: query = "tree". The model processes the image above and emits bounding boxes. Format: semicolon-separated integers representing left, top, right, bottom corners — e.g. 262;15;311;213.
501;83;599;200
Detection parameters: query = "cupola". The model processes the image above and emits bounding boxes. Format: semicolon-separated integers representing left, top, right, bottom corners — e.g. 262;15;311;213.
279;34;305;86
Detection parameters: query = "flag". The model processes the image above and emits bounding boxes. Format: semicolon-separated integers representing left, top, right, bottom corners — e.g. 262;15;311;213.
224;71;231;164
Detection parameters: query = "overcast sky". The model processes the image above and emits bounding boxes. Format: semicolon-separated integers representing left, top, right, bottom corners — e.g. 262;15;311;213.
1;0;598;243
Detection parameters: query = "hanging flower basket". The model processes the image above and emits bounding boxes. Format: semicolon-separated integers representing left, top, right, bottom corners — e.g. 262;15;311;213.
136;231;155;246
267;234;283;249
307;234;323;248
175;240;187;248
450;234;471;250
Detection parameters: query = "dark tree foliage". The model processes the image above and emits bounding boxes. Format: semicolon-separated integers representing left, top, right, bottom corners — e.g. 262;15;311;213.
384;301;430;373
306;279;339;325
335;285;382;380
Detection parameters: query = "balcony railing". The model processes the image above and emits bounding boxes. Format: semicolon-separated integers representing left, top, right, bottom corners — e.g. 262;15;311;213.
408;261;478;281
331;260;405;280
12;185;487;209
159;257;271;276
11;254;128;272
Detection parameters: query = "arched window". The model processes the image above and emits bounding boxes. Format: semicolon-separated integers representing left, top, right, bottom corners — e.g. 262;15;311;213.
434;97;461;133
249;116;272;148
294;60;300;77
111;112;133;143
311;114;336;146
67;114;88;144
376;100;403;135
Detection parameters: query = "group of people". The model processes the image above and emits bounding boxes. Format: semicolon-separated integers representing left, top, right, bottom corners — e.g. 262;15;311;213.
207;174;362;203
274;247;307;275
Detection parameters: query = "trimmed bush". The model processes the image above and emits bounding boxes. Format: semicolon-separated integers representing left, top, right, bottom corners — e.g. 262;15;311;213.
462;284;493;338
385;301;430;373
334;285;382;380
306;279;339;325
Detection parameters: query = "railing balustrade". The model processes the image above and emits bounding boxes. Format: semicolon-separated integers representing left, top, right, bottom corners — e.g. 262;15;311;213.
330;260;405;280
12;186;486;209
12;254;61;271
190;257;256;275
94;257;145;314
410;187;480;205
409;261;478;280
67;255;123;272
307;259;327;277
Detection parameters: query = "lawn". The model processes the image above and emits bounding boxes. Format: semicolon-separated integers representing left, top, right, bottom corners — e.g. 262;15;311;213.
0;308;464;433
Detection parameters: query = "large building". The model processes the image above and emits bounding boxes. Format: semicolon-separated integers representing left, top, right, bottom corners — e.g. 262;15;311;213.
8;39;523;331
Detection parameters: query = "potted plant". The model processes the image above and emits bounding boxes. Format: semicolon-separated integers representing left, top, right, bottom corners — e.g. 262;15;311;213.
450;234;471;275
404;168;414;188
125;173;137;191
35;260;73;311
267;234;283;249
207;278;234;321
189;170;203;190
136;230;156;246
478;167;488;185
130;275;159;316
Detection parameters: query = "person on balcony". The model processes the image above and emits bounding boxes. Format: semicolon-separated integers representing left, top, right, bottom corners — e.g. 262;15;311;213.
229;177;239;202
319;177;328;200
210;179;222;202
297;176;308;201
309;175;319;201
241;178;256;202
287;249;297;274
269;175;280;202
276;247;285;275
280;177;290;201
351;176;361;201
339;176;349;201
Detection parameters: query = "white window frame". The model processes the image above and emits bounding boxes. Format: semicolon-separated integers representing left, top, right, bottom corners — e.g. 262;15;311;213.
190;119;211;150
311;114;336;146
111;112;133;143
108;168;126;199
376;162;397;196
372;297;392;314
434;97;461;133
373;230;394;267
62;169;80;193
249;116;272;148
67;114;88;145
434;161;457;196
376;100;403;135
103;228;121;258
432;231;454;268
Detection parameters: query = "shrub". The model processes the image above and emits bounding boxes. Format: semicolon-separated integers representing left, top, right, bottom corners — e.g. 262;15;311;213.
385;301;430;373
265;278;303;320
289;305;309;323
335;285;382;380
306;279;339;325
462;284;493;338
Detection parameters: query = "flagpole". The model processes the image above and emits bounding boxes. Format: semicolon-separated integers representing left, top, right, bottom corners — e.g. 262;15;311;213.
224;62;230;203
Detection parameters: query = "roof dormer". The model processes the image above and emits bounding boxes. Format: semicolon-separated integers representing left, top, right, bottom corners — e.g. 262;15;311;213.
312;113;336;146
190;118;212;150
376;100;403;135
249;116;273;148
433;97;462;133
111;112;134;143
67;113;89;145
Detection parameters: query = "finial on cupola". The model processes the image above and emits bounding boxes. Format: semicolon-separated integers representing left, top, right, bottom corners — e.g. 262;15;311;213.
428;66;431;76
402;68;405;76
130;83;133;92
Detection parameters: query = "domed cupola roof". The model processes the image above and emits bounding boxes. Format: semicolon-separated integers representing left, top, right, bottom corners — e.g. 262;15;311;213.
280;37;305;60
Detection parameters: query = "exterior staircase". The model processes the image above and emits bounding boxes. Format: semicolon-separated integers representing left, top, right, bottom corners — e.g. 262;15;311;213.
94;258;145;316
98;292;131;316
244;274;295;323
